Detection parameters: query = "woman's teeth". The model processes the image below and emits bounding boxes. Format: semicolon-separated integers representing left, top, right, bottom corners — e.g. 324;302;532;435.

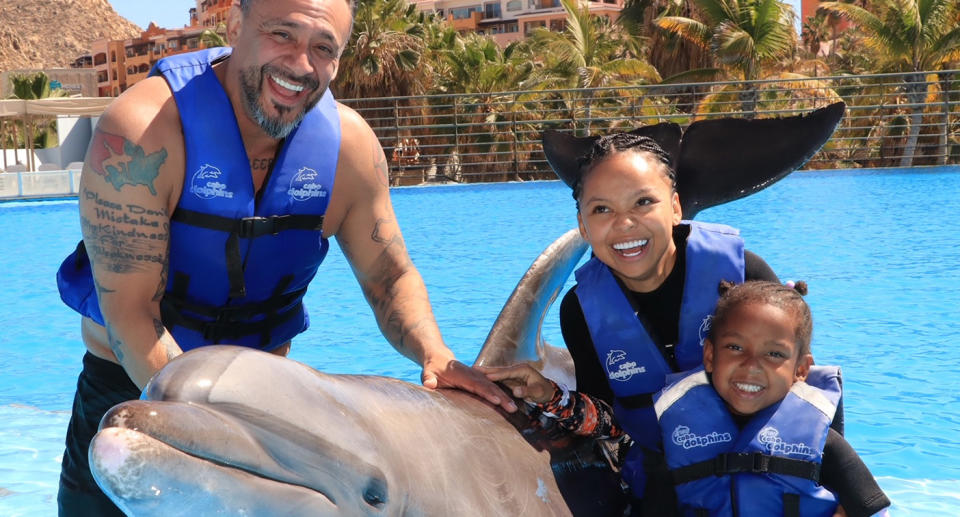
613;239;647;257
271;75;305;93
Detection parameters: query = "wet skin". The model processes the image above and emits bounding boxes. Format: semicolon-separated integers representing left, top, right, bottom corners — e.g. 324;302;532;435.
703;302;812;416
576;150;682;293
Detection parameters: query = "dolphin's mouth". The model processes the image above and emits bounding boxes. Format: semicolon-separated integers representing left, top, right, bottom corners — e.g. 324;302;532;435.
91;426;340;513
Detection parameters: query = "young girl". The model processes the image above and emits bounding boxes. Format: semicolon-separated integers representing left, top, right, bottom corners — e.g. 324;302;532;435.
485;281;891;516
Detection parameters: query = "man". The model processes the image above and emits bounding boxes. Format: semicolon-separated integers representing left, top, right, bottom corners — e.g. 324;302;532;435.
55;0;514;514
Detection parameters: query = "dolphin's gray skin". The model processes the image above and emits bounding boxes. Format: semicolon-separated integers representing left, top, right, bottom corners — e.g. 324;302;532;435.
89;230;617;516
542;102;846;219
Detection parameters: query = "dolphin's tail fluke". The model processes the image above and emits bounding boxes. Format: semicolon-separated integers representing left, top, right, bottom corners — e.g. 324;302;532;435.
677;102;846;218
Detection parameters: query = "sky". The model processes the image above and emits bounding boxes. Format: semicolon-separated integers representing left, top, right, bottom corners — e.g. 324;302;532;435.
108;0;805;34
108;0;197;30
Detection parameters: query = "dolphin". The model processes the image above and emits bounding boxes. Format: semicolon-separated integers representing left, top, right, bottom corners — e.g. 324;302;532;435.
89;229;628;516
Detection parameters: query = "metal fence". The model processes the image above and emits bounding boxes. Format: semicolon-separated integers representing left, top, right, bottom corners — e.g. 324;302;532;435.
341;70;960;186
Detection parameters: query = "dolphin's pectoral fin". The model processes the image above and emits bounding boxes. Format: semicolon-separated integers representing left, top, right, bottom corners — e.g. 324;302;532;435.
677;102;846;218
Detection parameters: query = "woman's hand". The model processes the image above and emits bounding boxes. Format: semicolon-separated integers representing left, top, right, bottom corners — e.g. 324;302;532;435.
477;364;559;404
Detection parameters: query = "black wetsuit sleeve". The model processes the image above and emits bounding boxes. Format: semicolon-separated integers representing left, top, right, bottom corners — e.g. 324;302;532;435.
820;429;891;517
560;287;616;406
744;249;779;282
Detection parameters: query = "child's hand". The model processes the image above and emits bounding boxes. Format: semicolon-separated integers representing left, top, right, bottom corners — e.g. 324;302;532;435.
476;364;558;404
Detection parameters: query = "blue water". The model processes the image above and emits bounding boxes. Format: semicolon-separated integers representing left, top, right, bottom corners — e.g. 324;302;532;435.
1;167;959;515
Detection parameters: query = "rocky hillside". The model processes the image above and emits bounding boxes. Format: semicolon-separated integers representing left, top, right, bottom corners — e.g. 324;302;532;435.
0;0;141;72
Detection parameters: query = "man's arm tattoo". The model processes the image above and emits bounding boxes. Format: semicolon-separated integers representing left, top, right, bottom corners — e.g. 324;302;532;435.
88;128;167;194
345;224;429;350
106;325;125;363
81;188;169;274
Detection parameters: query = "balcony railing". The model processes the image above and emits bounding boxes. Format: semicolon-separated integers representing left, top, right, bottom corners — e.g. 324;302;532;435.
340;70;960;185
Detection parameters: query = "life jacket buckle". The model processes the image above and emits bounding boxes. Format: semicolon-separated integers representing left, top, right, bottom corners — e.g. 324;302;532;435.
238;217;269;238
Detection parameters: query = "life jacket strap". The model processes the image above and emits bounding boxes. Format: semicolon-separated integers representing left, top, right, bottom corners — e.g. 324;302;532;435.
160;298;301;343
170;208;325;298
670;452;821;485
161;271;306;345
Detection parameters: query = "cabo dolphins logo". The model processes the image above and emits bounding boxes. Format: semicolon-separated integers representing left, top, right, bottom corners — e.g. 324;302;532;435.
672;424;733;449
757;426;817;457
605;349;646;382
288;167;328;202
190;164;233;200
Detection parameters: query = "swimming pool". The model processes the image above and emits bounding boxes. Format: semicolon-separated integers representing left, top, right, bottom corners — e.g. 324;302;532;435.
1;167;959;515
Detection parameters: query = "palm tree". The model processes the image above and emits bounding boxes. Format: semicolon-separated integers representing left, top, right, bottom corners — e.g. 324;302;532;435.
431;33;541;181
7;72;68;171
200;23;228;48
620;0;717;81
334;0;436;99
528;0;661;133
656;0;798;116
818;0;960;165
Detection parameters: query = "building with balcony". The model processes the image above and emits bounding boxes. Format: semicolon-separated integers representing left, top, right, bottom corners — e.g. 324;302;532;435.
83;23;213;97
195;0;233;28
414;0;623;46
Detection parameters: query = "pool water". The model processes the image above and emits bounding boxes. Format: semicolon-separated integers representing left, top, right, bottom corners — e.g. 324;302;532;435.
1;167;959;515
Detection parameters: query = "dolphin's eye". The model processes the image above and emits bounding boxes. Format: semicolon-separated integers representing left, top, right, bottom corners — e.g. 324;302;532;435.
362;478;387;509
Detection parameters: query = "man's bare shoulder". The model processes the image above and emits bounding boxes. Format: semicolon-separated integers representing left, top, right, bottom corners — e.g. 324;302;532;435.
99;76;182;149
334;102;387;187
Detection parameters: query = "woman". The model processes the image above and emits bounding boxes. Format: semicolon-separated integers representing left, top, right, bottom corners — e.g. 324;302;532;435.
487;103;846;512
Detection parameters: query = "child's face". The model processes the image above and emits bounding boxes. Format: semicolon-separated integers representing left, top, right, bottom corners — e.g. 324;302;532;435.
703;302;812;416
577;150;682;293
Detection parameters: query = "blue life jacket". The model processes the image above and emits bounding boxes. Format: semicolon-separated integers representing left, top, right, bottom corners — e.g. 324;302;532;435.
654;367;842;517
56;47;341;352
574;221;744;494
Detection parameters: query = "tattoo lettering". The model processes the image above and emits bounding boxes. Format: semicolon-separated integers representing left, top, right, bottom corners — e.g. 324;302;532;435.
81;188;169;274
251;157;275;171
373;139;389;187
88;129;167;194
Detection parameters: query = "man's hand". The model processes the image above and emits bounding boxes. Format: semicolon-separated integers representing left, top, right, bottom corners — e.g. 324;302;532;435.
477;364;557;404
421;353;518;413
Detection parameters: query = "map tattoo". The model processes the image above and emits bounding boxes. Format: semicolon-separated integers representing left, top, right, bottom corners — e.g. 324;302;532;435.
88;129;167;194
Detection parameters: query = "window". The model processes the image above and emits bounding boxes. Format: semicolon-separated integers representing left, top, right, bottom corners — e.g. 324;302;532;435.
506;0;521;10
484;2;501;18
450;6;481;19
524;20;545;35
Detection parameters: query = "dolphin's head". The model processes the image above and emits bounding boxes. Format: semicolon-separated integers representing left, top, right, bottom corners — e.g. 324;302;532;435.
90;347;404;516
91;345;575;516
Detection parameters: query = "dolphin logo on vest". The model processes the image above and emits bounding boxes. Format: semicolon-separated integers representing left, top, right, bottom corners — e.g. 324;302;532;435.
605;349;647;382
698;314;713;347
190;164;234;200
288;167;328;202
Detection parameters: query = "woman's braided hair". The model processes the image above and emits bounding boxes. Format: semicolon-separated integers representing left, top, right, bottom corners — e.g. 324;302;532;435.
711;280;813;357
572;133;676;208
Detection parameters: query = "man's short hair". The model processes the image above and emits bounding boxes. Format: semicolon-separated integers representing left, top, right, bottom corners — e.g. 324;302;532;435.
238;0;357;17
